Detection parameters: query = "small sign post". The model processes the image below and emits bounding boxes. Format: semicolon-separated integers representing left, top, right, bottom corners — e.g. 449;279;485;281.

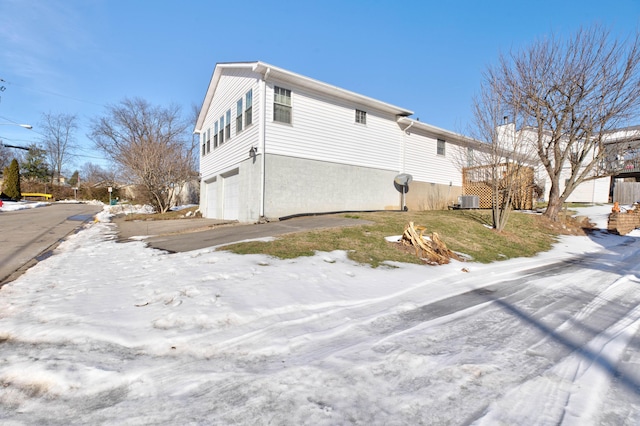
108;186;113;205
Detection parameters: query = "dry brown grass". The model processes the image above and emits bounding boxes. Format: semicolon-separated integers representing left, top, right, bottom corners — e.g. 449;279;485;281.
220;210;589;267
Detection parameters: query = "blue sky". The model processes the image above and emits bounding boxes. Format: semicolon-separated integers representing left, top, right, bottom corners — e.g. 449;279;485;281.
0;0;639;170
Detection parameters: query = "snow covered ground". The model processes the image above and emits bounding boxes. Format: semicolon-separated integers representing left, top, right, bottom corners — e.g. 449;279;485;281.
1;204;639;425
0;200;50;212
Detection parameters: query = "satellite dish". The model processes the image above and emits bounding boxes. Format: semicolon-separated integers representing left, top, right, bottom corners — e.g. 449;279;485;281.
394;174;412;211
394;173;413;186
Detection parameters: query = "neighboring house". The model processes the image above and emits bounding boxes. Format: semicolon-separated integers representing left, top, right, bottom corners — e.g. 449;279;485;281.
195;61;478;222
602;126;640;203
530;126;640;205
519;125;612;204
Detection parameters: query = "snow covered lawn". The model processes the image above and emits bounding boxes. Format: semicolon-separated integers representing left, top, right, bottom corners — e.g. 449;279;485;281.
1;205;639;424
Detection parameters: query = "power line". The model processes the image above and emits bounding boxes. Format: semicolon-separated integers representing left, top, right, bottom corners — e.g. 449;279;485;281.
0;78;107;108
1;142;29;151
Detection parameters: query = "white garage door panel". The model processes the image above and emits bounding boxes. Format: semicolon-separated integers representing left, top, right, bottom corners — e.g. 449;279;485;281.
206;181;217;218
223;173;240;220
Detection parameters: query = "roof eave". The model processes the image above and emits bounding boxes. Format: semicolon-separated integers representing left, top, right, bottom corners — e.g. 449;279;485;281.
397;117;483;146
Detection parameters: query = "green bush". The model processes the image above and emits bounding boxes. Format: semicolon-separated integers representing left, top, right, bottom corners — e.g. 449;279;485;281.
2;159;21;200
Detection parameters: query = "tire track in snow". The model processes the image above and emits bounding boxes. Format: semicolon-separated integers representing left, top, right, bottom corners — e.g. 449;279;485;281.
472;273;640;425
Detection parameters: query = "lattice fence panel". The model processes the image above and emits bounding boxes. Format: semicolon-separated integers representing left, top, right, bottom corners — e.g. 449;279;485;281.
462;164;534;210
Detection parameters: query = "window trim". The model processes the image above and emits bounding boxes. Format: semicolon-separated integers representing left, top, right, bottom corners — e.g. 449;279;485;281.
219;116;225;145
273;86;292;124
437;139;446;156
245;89;253;127
236;98;243;134
467;147;474;167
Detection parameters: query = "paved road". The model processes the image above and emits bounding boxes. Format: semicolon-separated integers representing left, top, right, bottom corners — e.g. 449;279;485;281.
0;203;102;284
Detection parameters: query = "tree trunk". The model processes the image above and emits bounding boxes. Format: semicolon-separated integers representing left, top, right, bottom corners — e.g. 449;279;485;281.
544;181;563;221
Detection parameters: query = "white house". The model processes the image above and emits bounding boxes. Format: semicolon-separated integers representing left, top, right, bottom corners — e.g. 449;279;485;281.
529;126;640;205
194;61;485;222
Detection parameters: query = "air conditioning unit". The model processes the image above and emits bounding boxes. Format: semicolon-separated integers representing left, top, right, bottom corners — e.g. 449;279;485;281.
459;195;479;209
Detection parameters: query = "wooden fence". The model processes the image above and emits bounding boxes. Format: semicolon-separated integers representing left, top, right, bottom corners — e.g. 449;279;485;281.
613;182;640;205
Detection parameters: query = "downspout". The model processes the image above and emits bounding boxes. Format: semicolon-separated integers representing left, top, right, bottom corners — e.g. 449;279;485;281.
401;119;414;210
193;130;205;215
402;119;415;171
258;67;270;219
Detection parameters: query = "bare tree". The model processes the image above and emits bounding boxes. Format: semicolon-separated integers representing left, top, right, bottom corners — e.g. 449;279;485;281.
468;74;538;231
40;112;78;184
89;98;195;213
0;142;12;171
80;162;116;186
487;25;640;221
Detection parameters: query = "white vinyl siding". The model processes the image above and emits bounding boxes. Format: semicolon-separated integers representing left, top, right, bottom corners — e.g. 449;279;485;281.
265;82;402;172
403;132;465;186
199;69;261;181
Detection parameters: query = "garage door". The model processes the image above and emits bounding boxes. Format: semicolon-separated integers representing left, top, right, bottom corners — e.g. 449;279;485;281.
206;179;217;218
223;172;240;220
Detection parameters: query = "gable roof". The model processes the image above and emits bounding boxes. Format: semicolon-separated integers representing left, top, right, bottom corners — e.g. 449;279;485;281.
195;61;414;132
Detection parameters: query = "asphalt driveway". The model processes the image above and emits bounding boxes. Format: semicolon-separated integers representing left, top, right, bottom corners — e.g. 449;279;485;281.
114;215;373;253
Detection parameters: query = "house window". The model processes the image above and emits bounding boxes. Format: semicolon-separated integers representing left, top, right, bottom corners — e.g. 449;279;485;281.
437;139;446;156
225;109;231;140
467;147;474;167
206;128;211;154
236;99;243;134
245;89;253;127
274;86;292;124
213;122;219;148
355;109;367;124
219;116;225;145
201;133;206;156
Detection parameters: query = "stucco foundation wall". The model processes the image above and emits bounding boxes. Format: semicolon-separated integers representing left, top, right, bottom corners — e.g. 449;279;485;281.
264;154;400;219
405;181;462;211
240;156;263;222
